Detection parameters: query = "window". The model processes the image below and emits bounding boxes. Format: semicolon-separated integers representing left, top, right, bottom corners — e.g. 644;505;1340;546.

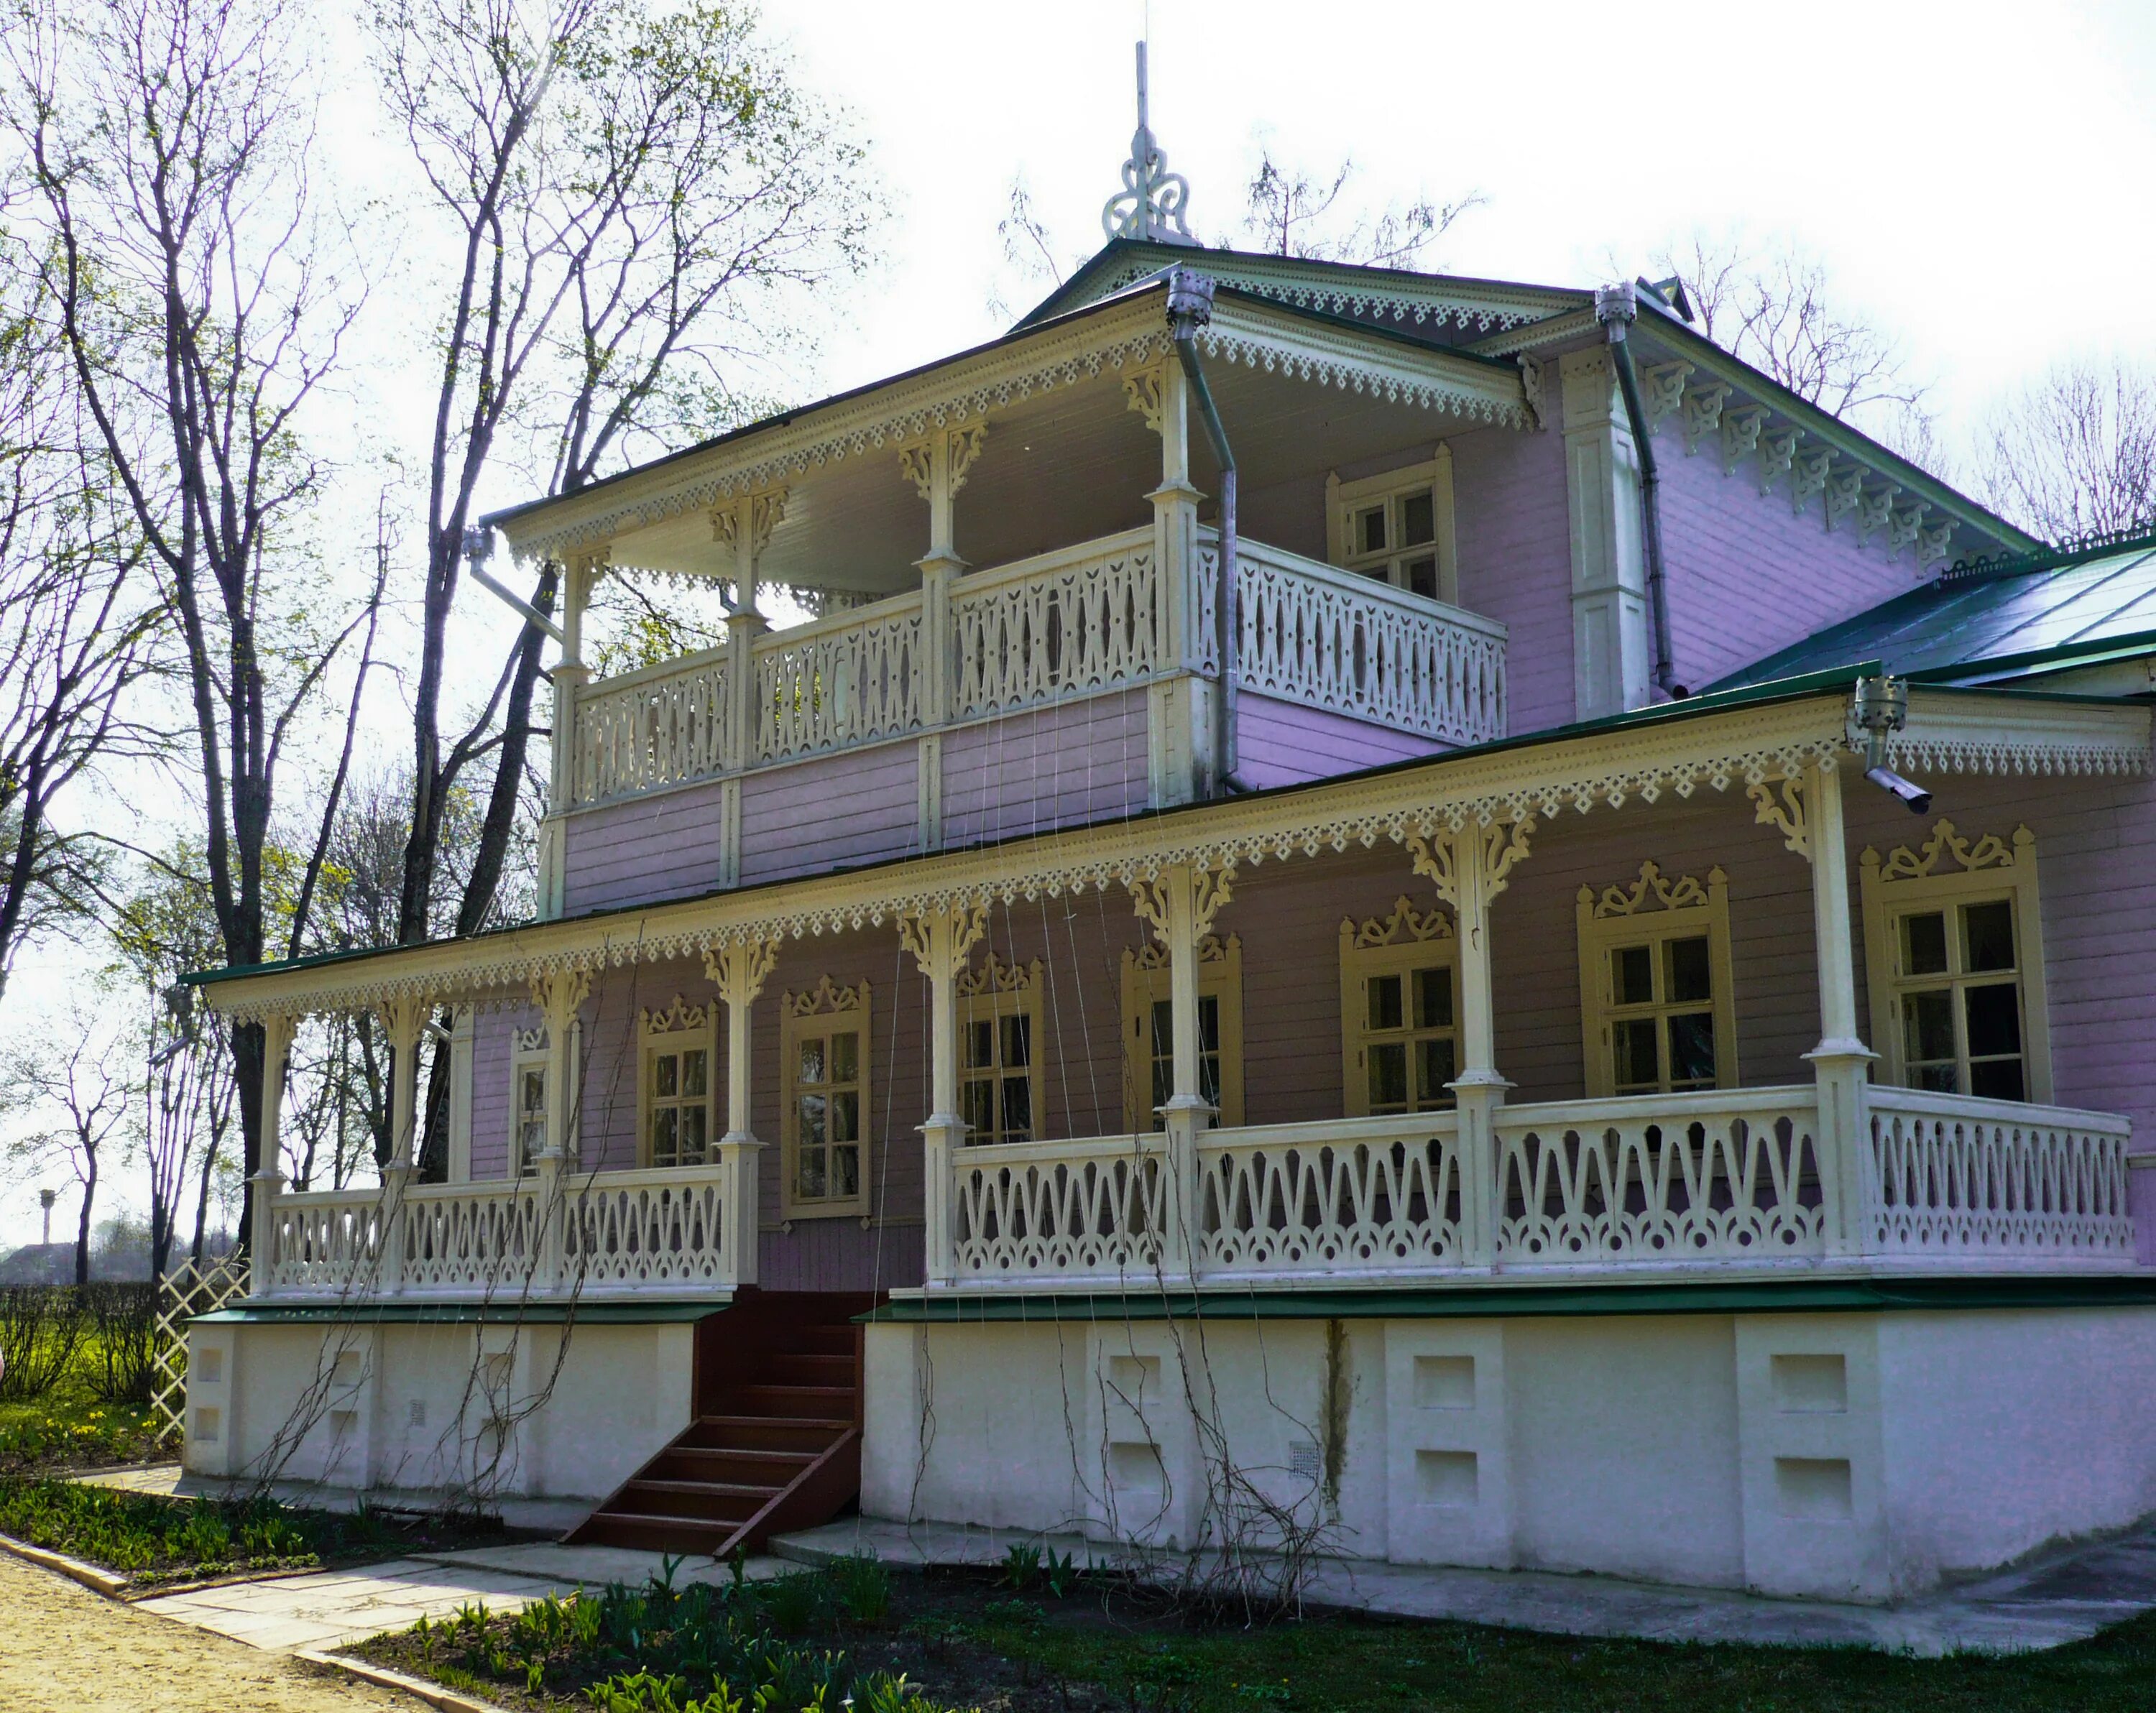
1340;899;1460;1116
1576;862;1738;1098
1326;450;1458;605
781;976;872;1219
510;1030;549;1178
957;954;1043;1145
640;999;717;1168
1120;935;1245;1130
1861;821;2051;1103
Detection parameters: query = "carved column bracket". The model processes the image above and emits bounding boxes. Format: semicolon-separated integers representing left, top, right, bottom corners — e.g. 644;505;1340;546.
1720;406;1766;477
1641;359;1694;426
1749;774;1810;861
1406;818;1536;913
1128;864;1236;948
1682;382;1729;454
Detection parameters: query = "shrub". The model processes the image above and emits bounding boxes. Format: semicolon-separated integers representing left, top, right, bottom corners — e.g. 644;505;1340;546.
80;1283;158;1405
0;1288;88;1403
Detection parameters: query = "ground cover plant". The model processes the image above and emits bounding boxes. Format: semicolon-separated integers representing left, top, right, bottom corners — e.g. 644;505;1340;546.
0;1477;512;1587
353;1549;2156;1713
0;1285;165;1474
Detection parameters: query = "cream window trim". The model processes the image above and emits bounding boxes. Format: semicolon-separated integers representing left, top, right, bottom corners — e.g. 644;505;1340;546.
1859;820;2051;1104
1339;897;1462;1117
957;952;1044;1146
509;1028;550;1179
1119;934;1245;1131
1324;447;1458;606
780;976;872;1222
1576;862;1738;1098
638;997;718;1168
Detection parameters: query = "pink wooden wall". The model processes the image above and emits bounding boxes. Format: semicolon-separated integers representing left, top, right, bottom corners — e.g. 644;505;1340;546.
1235;693;1445;790
1450;420;1575;737
940;691;1151;849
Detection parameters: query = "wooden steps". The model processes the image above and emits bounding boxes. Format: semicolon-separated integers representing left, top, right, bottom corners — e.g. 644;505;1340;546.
567;1290;875;1559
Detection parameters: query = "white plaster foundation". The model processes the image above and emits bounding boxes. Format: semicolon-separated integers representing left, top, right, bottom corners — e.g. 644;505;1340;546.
860;1306;2156;1602
183;1317;694;1506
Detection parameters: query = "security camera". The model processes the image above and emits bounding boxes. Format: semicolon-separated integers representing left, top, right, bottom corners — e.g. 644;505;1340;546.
1864;765;1932;815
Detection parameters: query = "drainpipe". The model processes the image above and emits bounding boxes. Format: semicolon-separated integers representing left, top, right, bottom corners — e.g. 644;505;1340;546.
1165;267;1250;795
1595;284;1685;699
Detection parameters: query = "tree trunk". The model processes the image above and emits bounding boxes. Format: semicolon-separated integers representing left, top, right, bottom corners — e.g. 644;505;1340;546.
73;1155;96;1285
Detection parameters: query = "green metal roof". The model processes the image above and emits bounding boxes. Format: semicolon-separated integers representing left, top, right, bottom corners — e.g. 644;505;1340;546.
1709;535;2156;691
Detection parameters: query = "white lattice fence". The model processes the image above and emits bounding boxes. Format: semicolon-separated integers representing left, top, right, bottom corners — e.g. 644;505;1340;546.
951;1137;1167;1282
1494;1092;1825;1264
755;601;924;761
565;1169;730;1289
1235;544;1508;746
952;532;1166;717
1198;1116;1465;1273
152;1255;249;1442
1867;1090;2135;1259
575;652;732;803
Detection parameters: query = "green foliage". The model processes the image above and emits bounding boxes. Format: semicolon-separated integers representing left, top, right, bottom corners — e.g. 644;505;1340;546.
0;1478;322;1579
826;1553;890;1626
998;1540;1041;1592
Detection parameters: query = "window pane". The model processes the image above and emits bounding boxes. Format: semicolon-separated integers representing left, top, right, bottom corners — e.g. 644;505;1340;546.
1971;1059;2027;1102
1403;555;1439;600
964;1017;994;1070
1668;1012;1717;1086
1399;490;1435;546
833;1144;860;1198
1613;945;1654;1006
652;1108;678;1163
797;1150;826;1199
1003;1012;1033;1069
653;1053;678;1099
1003;1076;1033;1139
1150;998;1174;1059
830;1030;859;1083
1198;994;1222;1055
1904;989;1956;1064
1199;1050;1223;1112
520;1069;545;1117
1414;966;1453;1029
1915;1063;1959;1093
1667;936;1713;1004
962;1079;995;1137
1613;1020;1659;1090
831;1090;860;1145
1150;1056;1171;1122
1963;901;2016;973
797;1037;826;1086
799;1093;826;1146
1358;505;1386;554
1416;1036;1457;1102
1902;911;1949;976
682;1107;707;1161
682;1050;707;1098
1367;973;1404;1031
1963;983;2022;1058
1368;1042;1409;1109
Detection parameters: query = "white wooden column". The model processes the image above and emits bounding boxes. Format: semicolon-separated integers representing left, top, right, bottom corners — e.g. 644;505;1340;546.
901;903;988;1286
540;551;602;920
446;1006;475;1184
1413;819;1535;1268
377;994;428;1293
1130;864;1235;1281
1138;361;1215;805
705;936;780;1288
1757;757;1876;1257
1560;347;1650;721
530;969;591;1292
902;425;982;853
247;1011;294;1298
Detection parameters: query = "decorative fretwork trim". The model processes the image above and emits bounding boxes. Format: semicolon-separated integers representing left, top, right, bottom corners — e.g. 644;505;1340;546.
1867;818;2027;883
640;996;712;1034
1074;254;1560;334
1749;776;1809;859
1127;933;1233;972
1342;896;1454;948
783;975;870;1018
956;950;1039;998
1582;860;1725;920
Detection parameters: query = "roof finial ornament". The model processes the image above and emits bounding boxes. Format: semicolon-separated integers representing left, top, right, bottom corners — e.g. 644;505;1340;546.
1102;41;1197;246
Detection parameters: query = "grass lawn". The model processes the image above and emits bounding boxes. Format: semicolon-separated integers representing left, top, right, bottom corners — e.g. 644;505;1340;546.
0;1476;518;1588
350;1554;2156;1713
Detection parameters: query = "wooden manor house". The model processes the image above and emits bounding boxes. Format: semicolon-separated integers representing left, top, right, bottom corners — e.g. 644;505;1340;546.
183;86;2156;1605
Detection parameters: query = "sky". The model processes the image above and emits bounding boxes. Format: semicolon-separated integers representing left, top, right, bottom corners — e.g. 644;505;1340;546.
5;0;2153;1255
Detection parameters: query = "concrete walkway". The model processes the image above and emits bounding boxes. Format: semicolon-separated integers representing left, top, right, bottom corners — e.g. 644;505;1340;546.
771;1514;2156;1658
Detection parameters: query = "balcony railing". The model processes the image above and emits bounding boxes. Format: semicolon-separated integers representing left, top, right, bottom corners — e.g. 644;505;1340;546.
941;1086;2136;1290
565;527;1506;811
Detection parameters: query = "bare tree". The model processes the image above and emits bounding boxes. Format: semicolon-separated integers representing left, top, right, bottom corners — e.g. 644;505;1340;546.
5;0;376;1247
373;0;877;959
1646;231;1932;451
1241;151;1483;269
3;1012;134;1283
1978;358;2156;542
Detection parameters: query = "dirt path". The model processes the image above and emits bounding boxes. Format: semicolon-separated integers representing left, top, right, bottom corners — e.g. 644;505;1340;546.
0;1553;421;1713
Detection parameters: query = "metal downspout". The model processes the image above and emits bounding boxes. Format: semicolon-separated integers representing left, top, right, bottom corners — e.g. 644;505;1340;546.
1166;269;1250;796
1596;284;1685;699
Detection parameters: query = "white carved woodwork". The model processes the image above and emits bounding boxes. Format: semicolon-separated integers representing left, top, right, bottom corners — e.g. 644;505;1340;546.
1825;467;1865;534
1757;427;1801;499
1640;360;1694;426
1682;384;1729;454
1720;407;1766;477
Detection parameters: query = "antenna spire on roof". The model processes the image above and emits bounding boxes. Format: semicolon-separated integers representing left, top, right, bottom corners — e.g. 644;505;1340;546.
1102;41;1197;246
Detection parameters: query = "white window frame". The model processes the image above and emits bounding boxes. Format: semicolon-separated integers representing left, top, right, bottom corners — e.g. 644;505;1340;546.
1325;448;1459;606
1859;820;2052;1103
780;975;872;1222
639;997;718;1169
957;952;1044;1146
1339;897;1462;1117
1120;934;1245;1131
510;1028;550;1179
1576;862;1739;1098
